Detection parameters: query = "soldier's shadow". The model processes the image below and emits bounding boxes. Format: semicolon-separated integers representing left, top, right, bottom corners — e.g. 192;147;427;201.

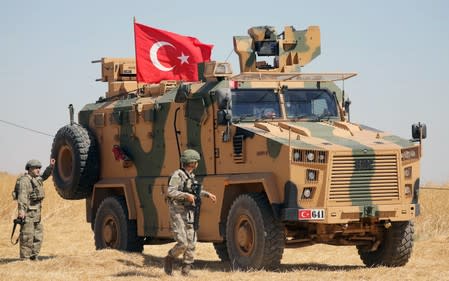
141;253;229;271
0;258;21;264
0;255;56;264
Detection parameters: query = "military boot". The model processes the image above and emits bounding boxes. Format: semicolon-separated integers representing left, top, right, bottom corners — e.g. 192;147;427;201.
164;255;174;275
181;263;192;276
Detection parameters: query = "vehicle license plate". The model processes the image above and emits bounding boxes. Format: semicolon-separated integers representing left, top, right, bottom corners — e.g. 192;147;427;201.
298;209;325;220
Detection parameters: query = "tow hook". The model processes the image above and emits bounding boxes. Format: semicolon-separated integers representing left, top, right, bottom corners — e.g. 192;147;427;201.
384;221;392;229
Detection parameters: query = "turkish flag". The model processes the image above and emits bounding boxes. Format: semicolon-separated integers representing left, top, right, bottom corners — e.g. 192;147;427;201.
134;22;213;83
298;209;312;219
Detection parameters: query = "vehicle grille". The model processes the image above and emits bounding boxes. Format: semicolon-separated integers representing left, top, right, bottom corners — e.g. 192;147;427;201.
329;154;399;203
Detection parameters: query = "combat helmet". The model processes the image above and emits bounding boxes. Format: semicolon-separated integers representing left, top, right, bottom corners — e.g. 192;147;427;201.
25;159;42;170
180;149;201;164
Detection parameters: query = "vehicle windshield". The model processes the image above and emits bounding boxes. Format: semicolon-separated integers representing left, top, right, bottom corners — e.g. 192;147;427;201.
284;89;339;120
231;89;281;121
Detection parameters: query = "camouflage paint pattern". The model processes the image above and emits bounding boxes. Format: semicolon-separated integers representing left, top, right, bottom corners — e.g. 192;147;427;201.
72;25;422;248
17;166;52;259
234;25;320;73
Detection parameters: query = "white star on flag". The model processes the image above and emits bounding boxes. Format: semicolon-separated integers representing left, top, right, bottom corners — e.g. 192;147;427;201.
178;53;189;64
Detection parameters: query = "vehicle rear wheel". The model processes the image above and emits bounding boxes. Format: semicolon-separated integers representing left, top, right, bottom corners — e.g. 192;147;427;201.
357;221;414;267
51;124;99;199
94;196;144;252
226;193;285;270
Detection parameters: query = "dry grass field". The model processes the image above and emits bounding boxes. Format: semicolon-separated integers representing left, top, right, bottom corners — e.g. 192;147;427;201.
1;171;449;281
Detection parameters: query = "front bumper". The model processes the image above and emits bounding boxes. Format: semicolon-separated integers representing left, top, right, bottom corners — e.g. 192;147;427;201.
281;203;419;224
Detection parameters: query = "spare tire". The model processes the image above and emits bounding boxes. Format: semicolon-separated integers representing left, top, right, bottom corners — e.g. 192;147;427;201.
51;123;99;199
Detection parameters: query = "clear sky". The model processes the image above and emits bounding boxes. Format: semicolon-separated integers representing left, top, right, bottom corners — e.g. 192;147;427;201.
1;0;448;184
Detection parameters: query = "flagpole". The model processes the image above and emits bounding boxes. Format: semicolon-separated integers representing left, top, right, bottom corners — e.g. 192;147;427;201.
133;16;141;93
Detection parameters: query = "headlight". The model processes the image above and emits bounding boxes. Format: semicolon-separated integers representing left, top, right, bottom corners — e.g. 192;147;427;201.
306;169;318;182
318;151;326;163
302;187;313;199
291;149;327;164
306;152;315;161
405;184;412;196
401;147;419;161
293;151;301;161
404;167;412;178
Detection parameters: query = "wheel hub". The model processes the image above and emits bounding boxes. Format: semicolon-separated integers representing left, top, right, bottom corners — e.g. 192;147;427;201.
102;215;118;247
236;216;254;255
58;145;73;182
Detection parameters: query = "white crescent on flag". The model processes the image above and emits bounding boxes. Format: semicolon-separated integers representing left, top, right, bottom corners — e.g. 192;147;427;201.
299;210;311;219
149;41;175;71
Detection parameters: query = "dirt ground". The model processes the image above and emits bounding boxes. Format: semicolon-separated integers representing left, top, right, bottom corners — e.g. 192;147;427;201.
1;173;448;281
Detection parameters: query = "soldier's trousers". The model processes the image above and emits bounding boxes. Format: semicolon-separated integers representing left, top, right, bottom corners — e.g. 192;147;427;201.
168;209;196;265
20;216;43;259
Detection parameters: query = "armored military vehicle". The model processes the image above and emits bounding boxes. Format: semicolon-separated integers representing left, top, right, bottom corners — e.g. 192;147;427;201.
51;24;426;269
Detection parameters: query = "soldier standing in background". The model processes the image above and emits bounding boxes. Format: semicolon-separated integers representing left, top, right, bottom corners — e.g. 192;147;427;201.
16;158;55;260
164;149;216;276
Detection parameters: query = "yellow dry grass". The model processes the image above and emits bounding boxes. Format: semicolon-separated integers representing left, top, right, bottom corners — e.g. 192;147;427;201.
1;172;449;281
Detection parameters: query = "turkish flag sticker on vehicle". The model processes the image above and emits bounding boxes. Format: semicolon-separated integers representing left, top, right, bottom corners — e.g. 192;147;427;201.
134;22;213;84
298;209;325;220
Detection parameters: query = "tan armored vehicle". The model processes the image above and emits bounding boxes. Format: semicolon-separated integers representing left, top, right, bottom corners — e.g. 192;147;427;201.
51;25;426;269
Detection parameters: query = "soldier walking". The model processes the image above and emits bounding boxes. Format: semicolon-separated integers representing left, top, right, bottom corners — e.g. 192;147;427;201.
16;158;55;260
164;149;216;276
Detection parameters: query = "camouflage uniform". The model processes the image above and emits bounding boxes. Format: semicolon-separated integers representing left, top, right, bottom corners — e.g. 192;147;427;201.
166;168;212;265
17;161;52;260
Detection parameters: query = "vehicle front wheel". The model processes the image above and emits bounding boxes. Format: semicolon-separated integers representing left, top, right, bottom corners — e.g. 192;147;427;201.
226;193;285;270
94;196;143;252
357;221;414;267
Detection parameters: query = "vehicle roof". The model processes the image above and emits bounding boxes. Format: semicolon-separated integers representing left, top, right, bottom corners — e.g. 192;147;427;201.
231;72;357;82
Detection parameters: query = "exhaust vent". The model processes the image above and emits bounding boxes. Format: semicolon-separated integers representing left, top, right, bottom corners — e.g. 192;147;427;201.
233;135;245;163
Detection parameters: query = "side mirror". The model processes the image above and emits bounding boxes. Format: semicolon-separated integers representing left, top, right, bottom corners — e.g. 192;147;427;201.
344;99;351;121
215;88;232;110
217;110;232;125
412;123;427;140
344;99;351;113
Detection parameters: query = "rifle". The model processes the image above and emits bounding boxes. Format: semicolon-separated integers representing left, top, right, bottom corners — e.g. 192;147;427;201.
191;181;202;231
179;169;203;231
11;217;24;245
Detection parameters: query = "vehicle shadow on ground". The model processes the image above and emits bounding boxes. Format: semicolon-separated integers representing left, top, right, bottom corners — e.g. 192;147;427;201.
277;263;364;272
116;253;364;274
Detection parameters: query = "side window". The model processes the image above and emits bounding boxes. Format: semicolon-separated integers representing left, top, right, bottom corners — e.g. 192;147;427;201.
231;89;280;119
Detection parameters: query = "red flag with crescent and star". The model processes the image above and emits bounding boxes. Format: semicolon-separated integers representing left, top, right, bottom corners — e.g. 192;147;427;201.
134;22;213;83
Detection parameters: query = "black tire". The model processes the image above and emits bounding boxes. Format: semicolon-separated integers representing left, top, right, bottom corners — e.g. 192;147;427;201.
357;221;414;267
213;242;230;262
94;196;144;252
226;193;285;270
51;124;99;199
